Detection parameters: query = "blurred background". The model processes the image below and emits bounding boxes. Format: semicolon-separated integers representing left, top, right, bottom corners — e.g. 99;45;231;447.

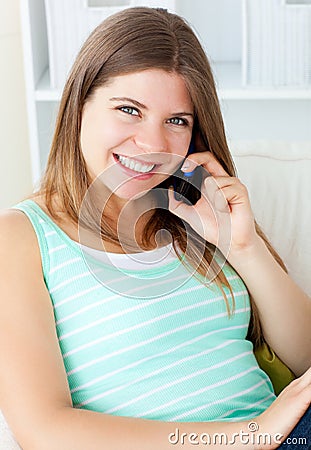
0;0;32;209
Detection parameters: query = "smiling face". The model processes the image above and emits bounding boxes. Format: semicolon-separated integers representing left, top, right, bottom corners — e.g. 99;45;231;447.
80;69;194;203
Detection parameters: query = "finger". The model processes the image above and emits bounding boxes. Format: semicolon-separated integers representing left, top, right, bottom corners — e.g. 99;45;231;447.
203;177;245;213
203;176;234;200
205;176;241;189
181;151;229;178
205;176;250;204
215;185;248;214
221;183;251;206
201;177;226;212
214;189;231;213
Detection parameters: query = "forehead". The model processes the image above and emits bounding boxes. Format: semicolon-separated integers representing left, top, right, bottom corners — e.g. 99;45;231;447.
92;69;193;110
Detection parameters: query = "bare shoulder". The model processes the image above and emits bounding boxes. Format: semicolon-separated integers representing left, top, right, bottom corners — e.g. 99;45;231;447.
0;206;31;226
0;206;37;239
0;207;42;273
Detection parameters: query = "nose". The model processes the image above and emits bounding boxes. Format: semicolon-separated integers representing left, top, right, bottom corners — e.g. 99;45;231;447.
134;123;167;154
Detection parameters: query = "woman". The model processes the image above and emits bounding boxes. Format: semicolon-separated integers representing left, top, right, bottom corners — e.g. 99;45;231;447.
0;7;310;449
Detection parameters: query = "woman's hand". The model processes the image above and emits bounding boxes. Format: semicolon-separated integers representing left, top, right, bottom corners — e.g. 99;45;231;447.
168;151;259;259
256;366;311;448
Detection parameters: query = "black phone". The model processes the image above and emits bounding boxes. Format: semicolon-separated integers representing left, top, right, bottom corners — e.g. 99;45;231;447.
172;139;202;205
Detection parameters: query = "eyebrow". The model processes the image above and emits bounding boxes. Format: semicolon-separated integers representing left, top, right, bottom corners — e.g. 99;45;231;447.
109;96;194;117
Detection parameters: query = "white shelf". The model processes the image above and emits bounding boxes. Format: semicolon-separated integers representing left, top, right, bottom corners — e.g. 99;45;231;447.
35;64;311;102
35;68;61;101
213;63;311;100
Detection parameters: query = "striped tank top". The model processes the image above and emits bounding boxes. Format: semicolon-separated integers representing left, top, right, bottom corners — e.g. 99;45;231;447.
13;199;275;422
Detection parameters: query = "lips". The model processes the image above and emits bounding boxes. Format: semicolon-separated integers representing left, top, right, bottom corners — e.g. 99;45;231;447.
113;153;157;174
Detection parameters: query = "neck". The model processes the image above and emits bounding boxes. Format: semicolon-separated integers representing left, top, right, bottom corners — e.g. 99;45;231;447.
105;192;159;253
81;186;164;253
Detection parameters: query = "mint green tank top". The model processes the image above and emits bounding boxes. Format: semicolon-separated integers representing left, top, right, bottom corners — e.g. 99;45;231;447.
13;200;275;422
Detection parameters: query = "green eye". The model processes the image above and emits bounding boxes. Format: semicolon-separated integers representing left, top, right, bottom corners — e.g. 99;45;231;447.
119;106;139;116
168;117;188;126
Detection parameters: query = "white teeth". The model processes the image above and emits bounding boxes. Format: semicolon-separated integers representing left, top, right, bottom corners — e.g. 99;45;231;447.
117;155;155;173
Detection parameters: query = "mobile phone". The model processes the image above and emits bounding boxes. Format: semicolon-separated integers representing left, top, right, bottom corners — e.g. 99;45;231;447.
172;139;202;205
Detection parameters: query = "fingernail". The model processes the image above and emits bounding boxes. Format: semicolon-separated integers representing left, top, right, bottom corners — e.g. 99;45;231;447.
181;160;190;171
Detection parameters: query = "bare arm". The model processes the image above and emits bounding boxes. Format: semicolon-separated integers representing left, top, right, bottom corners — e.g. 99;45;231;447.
227;235;311;376
0;210;310;450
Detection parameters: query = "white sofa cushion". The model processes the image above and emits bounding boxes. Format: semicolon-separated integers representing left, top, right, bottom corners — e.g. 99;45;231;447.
0;411;20;449
231;140;311;296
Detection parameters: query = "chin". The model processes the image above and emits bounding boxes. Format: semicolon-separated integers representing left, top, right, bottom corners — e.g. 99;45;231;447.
113;186;150;201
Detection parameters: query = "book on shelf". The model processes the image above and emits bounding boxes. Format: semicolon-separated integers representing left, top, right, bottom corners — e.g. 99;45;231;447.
44;0;176;90
242;0;311;88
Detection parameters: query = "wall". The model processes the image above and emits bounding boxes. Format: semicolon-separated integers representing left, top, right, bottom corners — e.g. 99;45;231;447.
0;0;32;209
178;0;241;62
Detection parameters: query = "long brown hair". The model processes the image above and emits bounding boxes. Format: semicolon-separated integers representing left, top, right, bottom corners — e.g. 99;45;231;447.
39;7;286;348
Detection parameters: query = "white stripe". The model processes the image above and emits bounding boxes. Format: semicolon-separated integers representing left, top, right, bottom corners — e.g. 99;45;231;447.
50;271;126;295
103;352;253;414
226;274;240;282
76;340;238;406
135;367;258;419
60;286;247;341
38;219;45;224
58;287;175;325
60;281;215;341
55;266;189;309
66;307;250;375
56;272;192;321
62;290;247;356
169;378;269;421
54;285;102;309
107;270;189;297
230;412;258;421
48;244;67;254
62;291;222;349
50;264;237;296
44;230;57;237
49;257;81;275
217;393;275;420
50;272;91;293
70;325;248;394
